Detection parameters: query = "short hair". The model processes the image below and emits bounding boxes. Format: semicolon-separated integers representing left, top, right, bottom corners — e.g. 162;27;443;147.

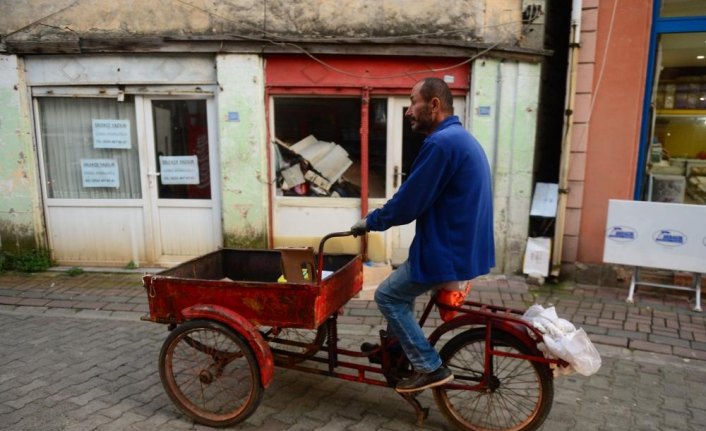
418;77;454;113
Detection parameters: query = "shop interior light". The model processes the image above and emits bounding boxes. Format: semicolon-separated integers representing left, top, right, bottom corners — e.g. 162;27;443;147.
698;55;706;60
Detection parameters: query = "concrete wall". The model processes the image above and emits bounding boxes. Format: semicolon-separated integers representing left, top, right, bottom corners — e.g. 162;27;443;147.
216;54;269;248
469;58;541;273
0;55;43;252
0;0;532;51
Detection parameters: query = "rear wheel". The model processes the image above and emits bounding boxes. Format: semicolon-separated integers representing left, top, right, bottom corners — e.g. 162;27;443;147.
159;320;263;427
433;328;553;431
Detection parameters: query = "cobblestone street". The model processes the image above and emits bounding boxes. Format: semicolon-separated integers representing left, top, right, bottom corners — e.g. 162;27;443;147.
1;270;705;430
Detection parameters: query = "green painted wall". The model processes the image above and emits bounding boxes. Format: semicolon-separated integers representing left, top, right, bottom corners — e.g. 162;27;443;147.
0;55;42;253
469;58;541;273
216;55;269;248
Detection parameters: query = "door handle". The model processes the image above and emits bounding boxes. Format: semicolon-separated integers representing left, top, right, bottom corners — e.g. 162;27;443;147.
393;166;405;188
147;172;160;185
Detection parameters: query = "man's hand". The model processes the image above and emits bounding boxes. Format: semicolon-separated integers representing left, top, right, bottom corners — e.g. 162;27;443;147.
350;218;368;237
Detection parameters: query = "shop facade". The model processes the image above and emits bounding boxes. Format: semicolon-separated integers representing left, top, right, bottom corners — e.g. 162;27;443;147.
560;0;706;280
0;1;547;272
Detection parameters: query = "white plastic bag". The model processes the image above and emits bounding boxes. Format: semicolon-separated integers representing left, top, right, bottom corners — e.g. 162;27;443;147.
522;304;602;376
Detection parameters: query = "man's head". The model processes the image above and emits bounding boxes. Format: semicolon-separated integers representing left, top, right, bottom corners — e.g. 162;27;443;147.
405;77;454;135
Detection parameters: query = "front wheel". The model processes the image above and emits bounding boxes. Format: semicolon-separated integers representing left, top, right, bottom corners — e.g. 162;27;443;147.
433;328;554;431
159;320;264;427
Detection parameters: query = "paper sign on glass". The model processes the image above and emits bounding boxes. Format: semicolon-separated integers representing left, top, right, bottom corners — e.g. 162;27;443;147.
160;156;200;185
92;119;131;149
81;159;120;188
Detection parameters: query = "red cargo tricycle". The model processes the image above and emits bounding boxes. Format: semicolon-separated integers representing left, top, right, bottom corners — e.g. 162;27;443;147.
143;231;568;431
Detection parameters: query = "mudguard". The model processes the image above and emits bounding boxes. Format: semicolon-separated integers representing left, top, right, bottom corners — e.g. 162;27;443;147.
182;304;275;388
428;313;545;358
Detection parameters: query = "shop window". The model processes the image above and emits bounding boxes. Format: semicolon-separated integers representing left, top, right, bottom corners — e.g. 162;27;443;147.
273;97;387;198
647;32;706;204
38;97;141;199
152;100;211;199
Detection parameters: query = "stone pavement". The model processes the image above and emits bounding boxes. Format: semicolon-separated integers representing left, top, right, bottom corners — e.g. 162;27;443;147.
0;269;705;430
0;269;704;361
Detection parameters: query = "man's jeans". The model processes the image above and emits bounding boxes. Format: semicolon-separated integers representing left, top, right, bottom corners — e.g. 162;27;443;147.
374;261;442;373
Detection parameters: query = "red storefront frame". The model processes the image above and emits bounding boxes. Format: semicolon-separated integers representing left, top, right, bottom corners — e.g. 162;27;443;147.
265;55;470;95
264;55;470;246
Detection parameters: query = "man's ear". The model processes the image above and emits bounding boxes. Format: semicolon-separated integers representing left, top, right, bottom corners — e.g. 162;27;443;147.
431;97;441;113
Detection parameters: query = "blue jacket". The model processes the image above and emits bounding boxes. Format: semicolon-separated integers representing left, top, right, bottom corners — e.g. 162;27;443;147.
366;115;495;283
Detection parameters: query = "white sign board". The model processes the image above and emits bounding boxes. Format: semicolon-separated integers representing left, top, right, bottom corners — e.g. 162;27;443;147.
92;119;131;149
530;182;559;218
523;237;551;277
160;156;200;185
603;199;706;273
81;159;120;188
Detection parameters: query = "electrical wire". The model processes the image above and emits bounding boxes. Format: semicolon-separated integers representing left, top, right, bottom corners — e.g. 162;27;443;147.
173;0;543;79
275;39;505;80
174;0;540;42
3;0;81;38
5;0;544;80
576;0;619;148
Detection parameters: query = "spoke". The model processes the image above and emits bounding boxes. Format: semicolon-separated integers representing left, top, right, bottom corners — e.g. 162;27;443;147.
446;361;484;379
494;387;523;427
445;364;486;423
179;332;208;403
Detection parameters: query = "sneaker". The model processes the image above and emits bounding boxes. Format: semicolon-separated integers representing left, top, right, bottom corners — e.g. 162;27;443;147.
395;366;453;393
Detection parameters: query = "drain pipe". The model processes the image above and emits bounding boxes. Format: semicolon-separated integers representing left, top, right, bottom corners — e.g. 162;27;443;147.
551;0;582;278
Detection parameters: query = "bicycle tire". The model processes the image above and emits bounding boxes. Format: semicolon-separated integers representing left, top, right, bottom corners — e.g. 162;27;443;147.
433;327;554;431
159;319;264;427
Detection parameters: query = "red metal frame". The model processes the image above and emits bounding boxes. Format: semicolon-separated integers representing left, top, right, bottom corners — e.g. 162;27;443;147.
360;87;370;217
272;295;568;393
427;301;548;357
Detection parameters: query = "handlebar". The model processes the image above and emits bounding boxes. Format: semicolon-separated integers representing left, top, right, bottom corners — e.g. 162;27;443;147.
316;231;362;283
316;230;358;257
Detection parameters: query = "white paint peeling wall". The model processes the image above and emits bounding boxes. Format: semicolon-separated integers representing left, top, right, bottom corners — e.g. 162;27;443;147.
469;58;540;273
0;54;42;251
216;54;269;247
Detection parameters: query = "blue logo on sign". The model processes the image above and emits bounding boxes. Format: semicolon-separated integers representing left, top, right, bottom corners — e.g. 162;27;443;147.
607;226;637;242
653;229;686;247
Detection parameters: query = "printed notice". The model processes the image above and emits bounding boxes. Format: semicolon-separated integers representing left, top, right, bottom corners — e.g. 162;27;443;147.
160;155;200;185
81;159;120;188
93;119;131;149
530;182;559;218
